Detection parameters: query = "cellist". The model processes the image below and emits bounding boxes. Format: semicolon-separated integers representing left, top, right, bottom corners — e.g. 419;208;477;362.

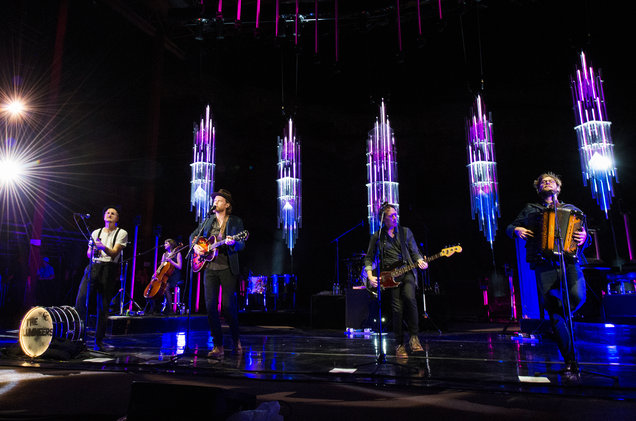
150;238;183;314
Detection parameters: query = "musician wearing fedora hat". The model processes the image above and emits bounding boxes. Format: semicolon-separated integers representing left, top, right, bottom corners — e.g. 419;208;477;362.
192;189;246;358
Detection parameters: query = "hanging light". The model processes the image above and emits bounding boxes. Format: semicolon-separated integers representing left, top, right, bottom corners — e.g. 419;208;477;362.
277;118;302;254
366;99;399;234
466;94;500;247
571;51;617;218
190;105;216;222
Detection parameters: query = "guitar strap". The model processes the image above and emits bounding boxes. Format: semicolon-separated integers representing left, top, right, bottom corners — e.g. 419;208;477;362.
398;225;417;281
218;215;229;239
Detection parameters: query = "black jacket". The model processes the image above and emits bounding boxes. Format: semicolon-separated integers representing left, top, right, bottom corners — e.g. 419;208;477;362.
190;214;246;276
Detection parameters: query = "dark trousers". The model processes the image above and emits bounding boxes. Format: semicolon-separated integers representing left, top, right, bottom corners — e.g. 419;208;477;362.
534;261;586;363
204;268;240;347
389;272;419;345
75;263;118;343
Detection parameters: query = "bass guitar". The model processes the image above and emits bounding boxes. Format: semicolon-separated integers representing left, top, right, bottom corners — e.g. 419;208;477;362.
144;243;187;299
368;245;462;293
191;230;249;273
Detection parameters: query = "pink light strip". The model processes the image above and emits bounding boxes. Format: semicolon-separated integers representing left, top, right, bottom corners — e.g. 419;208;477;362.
438;0;443;20
217;0;222;15
275;0;279;37
256;0;261;28
236;0;241;21
196;272;201;313
416;0;422;35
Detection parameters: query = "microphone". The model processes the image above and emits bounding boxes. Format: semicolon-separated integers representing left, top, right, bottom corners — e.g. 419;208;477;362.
74;212;90;219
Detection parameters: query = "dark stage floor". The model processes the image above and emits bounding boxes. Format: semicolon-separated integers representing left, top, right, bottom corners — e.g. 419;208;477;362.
1;312;636;420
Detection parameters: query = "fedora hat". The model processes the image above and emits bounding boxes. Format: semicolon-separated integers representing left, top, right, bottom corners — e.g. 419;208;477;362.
211;189;233;206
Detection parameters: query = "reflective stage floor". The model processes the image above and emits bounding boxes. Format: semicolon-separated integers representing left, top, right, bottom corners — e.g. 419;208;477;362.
1;314;636;420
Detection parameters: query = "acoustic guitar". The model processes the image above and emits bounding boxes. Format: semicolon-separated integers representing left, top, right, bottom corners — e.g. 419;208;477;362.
191;230;249;273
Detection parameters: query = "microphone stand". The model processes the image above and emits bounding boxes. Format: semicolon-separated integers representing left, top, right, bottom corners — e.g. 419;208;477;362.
72;213;93;346
356;224;413;374
171;208;215;361
535;195;617;383
117;244;161;315
329;220;364;291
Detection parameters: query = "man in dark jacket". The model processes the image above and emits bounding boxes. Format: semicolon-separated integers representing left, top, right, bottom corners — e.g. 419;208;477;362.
506;172;590;376
192;189;246;358
364;203;428;358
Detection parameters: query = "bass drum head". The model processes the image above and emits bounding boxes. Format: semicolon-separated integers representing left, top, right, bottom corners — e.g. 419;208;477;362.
19;307;54;358
18;306;85;358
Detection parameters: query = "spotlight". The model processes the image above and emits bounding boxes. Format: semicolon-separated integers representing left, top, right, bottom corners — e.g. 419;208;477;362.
3;99;26;118
0;156;25;185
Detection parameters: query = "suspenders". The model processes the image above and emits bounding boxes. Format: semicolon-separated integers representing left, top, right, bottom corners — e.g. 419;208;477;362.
95;227;121;263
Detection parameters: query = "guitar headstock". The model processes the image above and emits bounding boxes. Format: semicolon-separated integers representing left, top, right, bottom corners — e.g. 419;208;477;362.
234;230;249;241
440;245;462;257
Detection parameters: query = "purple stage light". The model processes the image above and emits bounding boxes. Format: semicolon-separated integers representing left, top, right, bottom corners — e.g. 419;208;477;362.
571;51;617;218
190;105;216;222
277;118;302;254
366;100;399;234
466;95;500;247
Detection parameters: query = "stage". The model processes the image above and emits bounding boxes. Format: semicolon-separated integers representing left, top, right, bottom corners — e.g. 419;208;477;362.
1;312;636;420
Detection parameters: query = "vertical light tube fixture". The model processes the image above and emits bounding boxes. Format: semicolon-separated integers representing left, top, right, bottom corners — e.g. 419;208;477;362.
466;94;500;247
571;51;617;218
190;105;216;223
277;118;302;255
366;99;399;234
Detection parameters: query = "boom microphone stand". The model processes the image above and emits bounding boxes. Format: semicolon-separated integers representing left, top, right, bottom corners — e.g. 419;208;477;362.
330;220;365;290
115;244;159;315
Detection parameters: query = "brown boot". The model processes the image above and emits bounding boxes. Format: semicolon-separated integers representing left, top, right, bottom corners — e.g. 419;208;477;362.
207;345;224;358
395;344;408;358
409;335;423;352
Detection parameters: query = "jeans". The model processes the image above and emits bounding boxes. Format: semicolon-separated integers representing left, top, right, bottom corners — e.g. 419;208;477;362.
389;271;419;345
75;262;118;343
534;261;586;363
204;268;240;347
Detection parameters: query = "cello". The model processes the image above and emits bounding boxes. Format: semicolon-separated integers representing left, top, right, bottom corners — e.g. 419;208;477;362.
144;243;186;299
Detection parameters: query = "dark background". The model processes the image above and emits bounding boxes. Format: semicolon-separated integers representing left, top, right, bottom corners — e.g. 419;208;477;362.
1;1;634;322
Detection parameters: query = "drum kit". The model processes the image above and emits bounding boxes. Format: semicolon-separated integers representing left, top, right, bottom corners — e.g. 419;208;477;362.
342;252;368;288
243;274;297;311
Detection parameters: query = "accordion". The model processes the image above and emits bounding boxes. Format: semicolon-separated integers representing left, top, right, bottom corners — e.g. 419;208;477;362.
540;207;585;259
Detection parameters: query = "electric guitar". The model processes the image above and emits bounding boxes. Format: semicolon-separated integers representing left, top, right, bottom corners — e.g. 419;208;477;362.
368;245;462;292
191;230;249;273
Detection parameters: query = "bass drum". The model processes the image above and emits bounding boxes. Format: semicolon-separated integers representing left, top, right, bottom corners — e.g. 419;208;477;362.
19;306;84;358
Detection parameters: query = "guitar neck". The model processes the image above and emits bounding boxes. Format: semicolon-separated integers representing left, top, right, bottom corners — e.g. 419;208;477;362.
423;252;445;264
390;252;446;277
